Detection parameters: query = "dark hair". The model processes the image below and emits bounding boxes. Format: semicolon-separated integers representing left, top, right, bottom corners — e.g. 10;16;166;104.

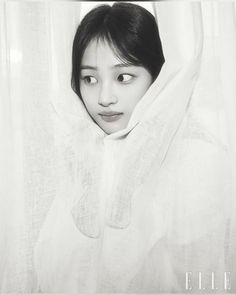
71;2;165;99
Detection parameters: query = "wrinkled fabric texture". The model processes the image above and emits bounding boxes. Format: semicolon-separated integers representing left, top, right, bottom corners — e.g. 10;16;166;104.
1;1;236;293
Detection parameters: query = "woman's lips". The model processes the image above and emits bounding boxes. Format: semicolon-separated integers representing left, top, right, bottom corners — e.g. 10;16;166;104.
99;111;123;122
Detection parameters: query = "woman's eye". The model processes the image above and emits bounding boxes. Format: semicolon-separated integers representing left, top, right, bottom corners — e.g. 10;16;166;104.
117;74;133;83
82;76;97;85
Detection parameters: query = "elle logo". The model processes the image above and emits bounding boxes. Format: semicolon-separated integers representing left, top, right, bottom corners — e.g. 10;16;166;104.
185;272;231;291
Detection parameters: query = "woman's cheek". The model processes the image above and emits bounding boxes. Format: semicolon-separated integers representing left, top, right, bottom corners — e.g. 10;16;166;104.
81;86;97;101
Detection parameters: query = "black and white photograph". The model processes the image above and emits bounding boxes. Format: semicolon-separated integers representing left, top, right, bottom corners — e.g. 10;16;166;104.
0;0;236;293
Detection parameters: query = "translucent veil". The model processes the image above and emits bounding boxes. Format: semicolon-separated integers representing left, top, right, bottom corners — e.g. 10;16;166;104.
0;1;236;292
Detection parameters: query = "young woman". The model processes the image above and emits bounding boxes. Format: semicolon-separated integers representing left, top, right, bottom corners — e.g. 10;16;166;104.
34;2;232;293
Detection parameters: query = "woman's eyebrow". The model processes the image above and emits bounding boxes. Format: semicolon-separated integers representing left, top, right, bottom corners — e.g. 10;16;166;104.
80;65;97;70
113;63;133;68
80;63;134;70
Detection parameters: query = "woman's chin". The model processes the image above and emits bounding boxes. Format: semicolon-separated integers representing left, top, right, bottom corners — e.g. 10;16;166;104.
98;122;127;135
91;115;127;135
100;125;121;135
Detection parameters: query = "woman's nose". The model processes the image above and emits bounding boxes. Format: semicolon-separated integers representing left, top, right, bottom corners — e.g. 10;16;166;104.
98;83;118;107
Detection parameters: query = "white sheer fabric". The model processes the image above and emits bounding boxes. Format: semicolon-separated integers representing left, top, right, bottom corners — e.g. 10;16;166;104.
0;1;236;293
0;1;82;291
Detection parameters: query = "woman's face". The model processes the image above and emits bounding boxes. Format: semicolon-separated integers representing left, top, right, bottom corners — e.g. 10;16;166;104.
80;40;152;134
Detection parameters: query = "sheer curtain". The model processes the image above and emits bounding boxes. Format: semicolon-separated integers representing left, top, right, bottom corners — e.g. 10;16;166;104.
0;1;236;292
0;1;81;291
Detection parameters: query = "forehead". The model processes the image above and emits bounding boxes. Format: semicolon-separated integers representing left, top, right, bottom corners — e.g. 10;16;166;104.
81;39;122;67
